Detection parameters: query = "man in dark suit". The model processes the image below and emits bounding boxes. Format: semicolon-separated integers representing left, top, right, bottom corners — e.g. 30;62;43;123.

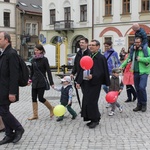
71;37;91;87
81;39;110;128
0;32;24;145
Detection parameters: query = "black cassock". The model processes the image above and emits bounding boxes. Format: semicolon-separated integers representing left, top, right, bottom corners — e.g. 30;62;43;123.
81;52;110;122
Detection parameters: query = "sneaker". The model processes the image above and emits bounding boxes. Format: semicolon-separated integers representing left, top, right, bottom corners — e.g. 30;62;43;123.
119;106;123;113
108;111;115;116
106;103;111;108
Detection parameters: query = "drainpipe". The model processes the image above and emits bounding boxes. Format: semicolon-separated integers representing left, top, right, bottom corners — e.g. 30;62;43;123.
20;10;25;58
92;0;94;39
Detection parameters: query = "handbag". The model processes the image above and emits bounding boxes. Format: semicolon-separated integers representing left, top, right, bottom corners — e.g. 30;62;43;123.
34;62;50;90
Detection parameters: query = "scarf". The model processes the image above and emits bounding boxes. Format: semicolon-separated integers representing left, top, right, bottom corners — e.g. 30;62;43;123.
33;54;44;59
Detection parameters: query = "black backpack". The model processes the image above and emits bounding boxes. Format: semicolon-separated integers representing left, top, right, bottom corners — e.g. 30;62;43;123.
18;55;29;87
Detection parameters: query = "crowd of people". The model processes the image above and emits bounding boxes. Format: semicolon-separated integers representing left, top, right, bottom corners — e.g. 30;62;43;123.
0;22;150;145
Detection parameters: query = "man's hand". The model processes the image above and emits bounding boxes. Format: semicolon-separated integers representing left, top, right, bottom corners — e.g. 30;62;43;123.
9;94;16;102
139;47;142;50
70;74;74;80
76;84;80;89
87;74;92;80
51;84;54;88
133;45;136;49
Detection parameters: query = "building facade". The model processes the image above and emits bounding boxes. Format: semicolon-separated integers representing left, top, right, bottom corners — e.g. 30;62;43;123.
41;0;93;54
41;0;150;54
0;0;17;48
16;0;42;60
94;0;150;53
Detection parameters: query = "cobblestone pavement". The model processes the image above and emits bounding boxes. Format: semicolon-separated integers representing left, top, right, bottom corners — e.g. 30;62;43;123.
1;73;150;150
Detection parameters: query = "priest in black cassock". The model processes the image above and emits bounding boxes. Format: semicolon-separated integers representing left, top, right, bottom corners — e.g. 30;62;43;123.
80;39;110;128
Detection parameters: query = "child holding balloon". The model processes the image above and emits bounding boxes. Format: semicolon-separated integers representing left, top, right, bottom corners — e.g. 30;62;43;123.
107;68;124;116
53;76;77;121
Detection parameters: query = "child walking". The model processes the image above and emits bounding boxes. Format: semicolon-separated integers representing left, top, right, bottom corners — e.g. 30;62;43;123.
53;76;77;121
108;68;124;116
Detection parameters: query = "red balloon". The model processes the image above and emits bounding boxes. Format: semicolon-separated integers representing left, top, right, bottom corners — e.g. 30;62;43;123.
80;56;93;70
105;91;119;103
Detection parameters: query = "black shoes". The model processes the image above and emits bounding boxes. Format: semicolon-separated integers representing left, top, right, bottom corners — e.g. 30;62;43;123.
133;97;137;102
86;121;92;126
0;135;14;145
141;105;147;112
0;127;24;145
13;127;25;143
133;105;147;112
125;99;132;102
125;98;136;102
87;122;99;128
133;105;142;112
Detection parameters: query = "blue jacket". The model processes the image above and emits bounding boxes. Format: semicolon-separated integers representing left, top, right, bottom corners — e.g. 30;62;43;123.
135;28;147;48
104;49;121;75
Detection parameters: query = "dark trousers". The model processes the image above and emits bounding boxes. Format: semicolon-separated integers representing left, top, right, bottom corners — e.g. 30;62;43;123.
0;105;22;137
59;103;77;119
32;88;46;103
126;85;137;100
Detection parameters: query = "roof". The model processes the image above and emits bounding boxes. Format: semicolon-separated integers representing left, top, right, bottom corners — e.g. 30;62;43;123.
17;0;42;14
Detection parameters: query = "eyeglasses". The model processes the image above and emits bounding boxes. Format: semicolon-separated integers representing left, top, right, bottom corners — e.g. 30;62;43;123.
135;42;141;43
88;44;97;46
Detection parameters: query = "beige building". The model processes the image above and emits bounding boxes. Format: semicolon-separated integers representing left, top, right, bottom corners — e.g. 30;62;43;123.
41;0;150;55
41;0;93;54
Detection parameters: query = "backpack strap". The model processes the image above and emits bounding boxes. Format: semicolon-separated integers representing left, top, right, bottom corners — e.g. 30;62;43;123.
106;51;114;61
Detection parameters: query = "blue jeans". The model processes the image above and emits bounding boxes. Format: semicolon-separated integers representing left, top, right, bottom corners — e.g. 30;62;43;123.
102;84;109;93
134;73;148;106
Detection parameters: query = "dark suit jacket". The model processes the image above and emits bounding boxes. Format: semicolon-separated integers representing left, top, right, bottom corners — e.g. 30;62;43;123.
71;48;91;84
0;44;19;105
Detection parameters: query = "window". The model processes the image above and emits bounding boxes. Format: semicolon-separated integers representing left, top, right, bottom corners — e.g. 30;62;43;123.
141;0;150;12
128;36;134;48
50;9;55;25
80;5;87;22
64;7;71;20
122;0;130;14
105;0;112;16
32;24;37;35
129;36;150;47
26;23;37;35
4;12;10;27
104;37;112;42
4;0;9;2
26;23;31;35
